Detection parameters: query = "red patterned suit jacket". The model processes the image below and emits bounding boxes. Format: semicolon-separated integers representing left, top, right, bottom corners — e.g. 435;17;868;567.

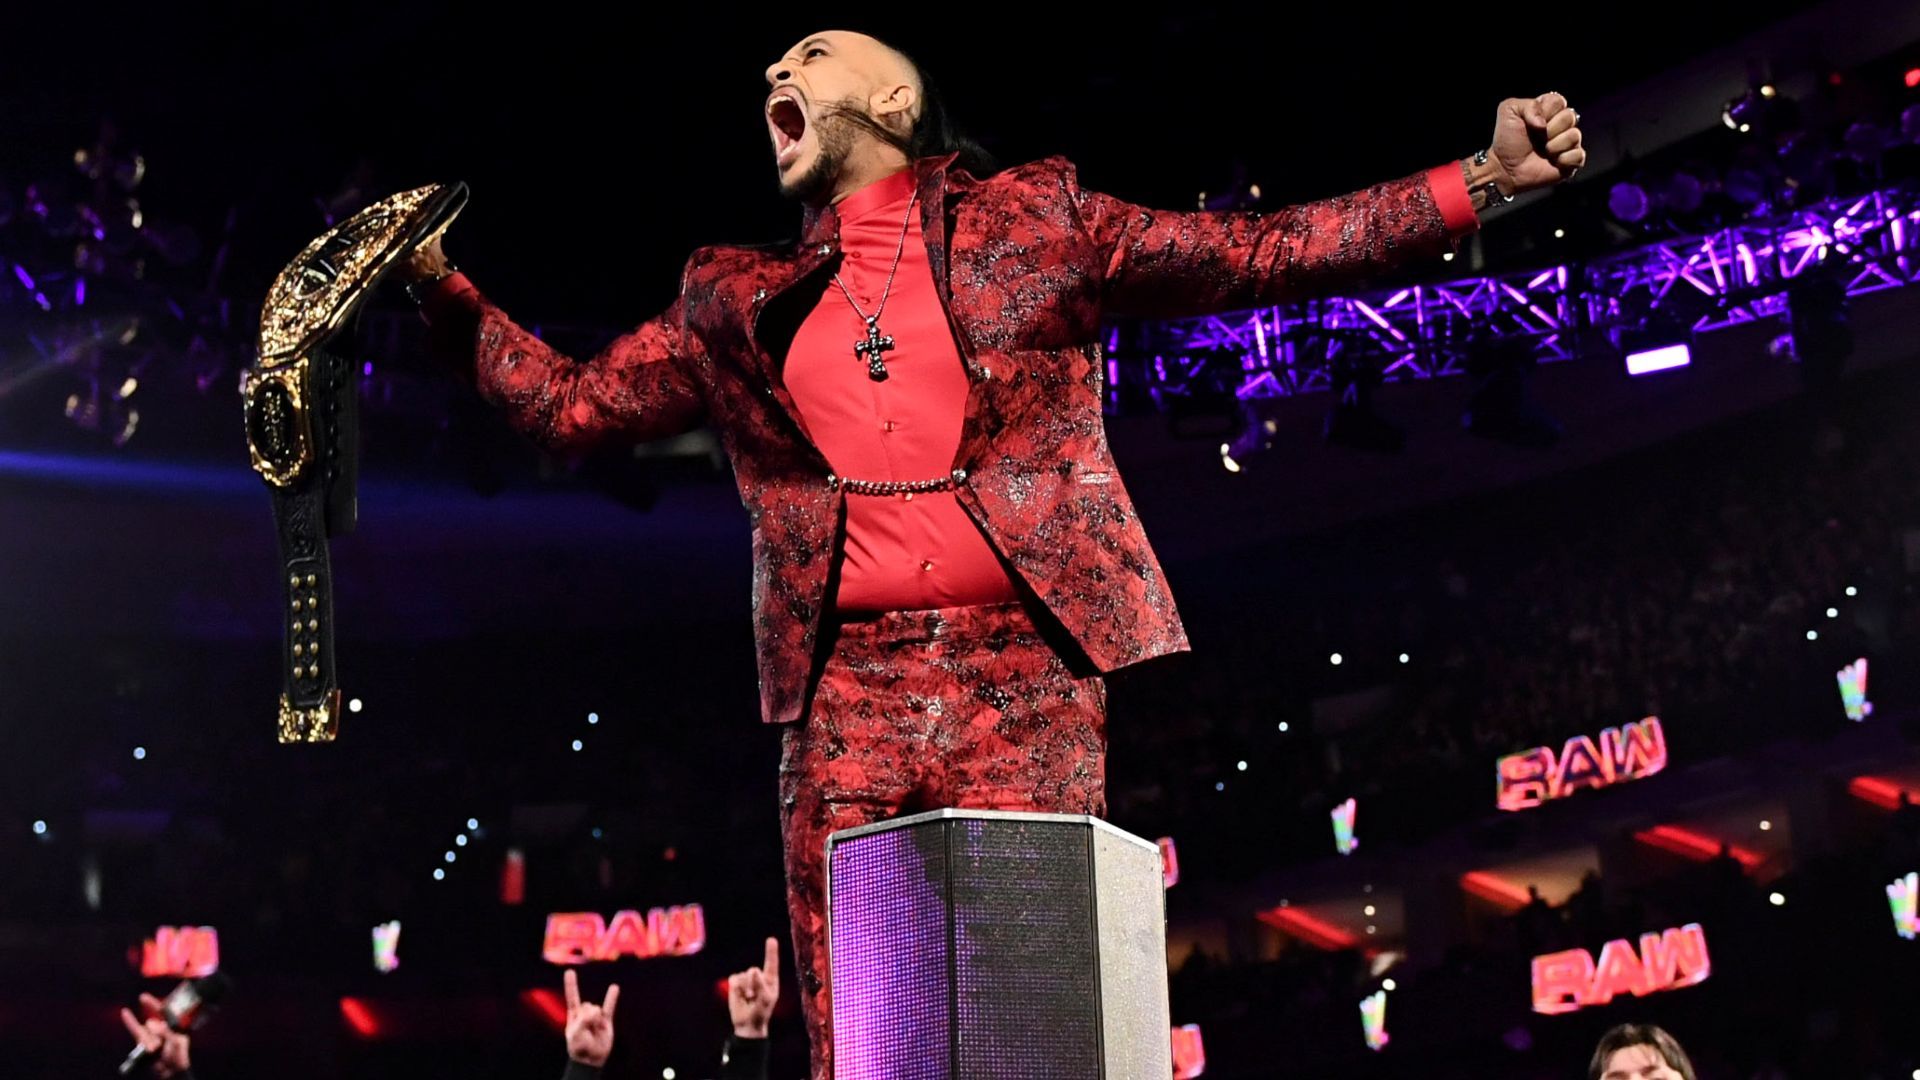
425;153;1474;724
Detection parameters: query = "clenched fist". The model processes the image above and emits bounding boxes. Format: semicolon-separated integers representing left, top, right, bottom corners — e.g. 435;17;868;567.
1488;91;1586;194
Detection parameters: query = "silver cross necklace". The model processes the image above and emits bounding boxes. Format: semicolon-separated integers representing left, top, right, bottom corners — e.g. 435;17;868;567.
831;189;919;381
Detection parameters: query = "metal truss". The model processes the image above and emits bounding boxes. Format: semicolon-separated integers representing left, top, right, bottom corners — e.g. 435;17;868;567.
1111;184;1920;413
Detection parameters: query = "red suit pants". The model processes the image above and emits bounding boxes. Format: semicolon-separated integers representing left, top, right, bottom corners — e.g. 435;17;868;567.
777;601;1108;1080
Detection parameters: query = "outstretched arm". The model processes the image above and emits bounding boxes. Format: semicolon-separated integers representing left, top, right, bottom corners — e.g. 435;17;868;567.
1076;92;1584;319
406;237;709;459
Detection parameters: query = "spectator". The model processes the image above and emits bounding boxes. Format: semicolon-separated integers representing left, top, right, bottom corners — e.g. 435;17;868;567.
1587;1023;1696;1080
555;937;777;1080
119;992;193;1080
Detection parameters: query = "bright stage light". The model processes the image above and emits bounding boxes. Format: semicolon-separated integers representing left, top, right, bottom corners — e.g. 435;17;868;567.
1277;721;1290;732
1236;760;1248;772
1398;653;1409;663
1625;343;1690;376
133;747;146;760
32;820;47;835
349;698;363;713
571;739;584;752
1769;892;1785;906
456;835;468;847
444;851;456;863
467;818;480;831
1330;652;1343;665
588;712;599;724
433;868;445;881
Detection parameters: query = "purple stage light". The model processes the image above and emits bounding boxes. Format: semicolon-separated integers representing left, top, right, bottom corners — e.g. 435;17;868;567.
1625;344;1691;376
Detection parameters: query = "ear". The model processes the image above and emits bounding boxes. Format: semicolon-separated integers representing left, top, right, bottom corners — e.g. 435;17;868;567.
870;82;919;131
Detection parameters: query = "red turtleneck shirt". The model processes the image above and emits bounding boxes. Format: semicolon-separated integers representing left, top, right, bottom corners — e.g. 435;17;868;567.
783;166;1020;613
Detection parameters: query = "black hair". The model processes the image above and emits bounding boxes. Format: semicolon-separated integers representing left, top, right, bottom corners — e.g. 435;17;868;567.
1588;1024;1698;1080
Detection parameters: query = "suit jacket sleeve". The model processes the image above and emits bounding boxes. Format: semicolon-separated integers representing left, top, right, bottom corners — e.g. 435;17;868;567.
419;263;708;458
1066;159;1479;319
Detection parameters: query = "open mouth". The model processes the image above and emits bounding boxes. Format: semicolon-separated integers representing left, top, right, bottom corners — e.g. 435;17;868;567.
767;91;808;168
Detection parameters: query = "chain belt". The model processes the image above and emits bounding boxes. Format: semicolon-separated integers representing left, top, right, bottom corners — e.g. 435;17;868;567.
827;468;968;496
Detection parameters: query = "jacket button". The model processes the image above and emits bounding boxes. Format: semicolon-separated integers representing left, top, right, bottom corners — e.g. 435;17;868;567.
753;288;767;302
951;468;967;483
825;474;840;491
818;244;833;256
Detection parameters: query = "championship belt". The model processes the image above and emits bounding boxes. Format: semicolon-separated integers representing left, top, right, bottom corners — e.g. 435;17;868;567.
244;183;468;743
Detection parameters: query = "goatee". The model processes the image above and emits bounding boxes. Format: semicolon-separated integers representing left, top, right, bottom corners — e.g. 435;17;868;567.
778;105;860;206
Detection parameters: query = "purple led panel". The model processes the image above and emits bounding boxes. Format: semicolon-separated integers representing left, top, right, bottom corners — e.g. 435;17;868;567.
829;823;953;1080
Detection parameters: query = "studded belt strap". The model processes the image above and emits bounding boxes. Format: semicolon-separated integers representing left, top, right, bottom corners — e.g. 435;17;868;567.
827;468;968;497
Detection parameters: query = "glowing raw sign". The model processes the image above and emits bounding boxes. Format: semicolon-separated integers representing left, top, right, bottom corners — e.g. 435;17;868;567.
542;906;706;964
1838;658;1872;722
1331;797;1359;855
372;920;402;974
1157;836;1180;889
1359;990;1389;1051
1171;1023;1206;1078
140;926;219;978
1497;716;1667;811
1530;923;1710;1014
1890;872;1918;940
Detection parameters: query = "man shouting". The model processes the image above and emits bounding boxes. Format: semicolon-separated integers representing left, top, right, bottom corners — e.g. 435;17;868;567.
402;28;1583;1077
